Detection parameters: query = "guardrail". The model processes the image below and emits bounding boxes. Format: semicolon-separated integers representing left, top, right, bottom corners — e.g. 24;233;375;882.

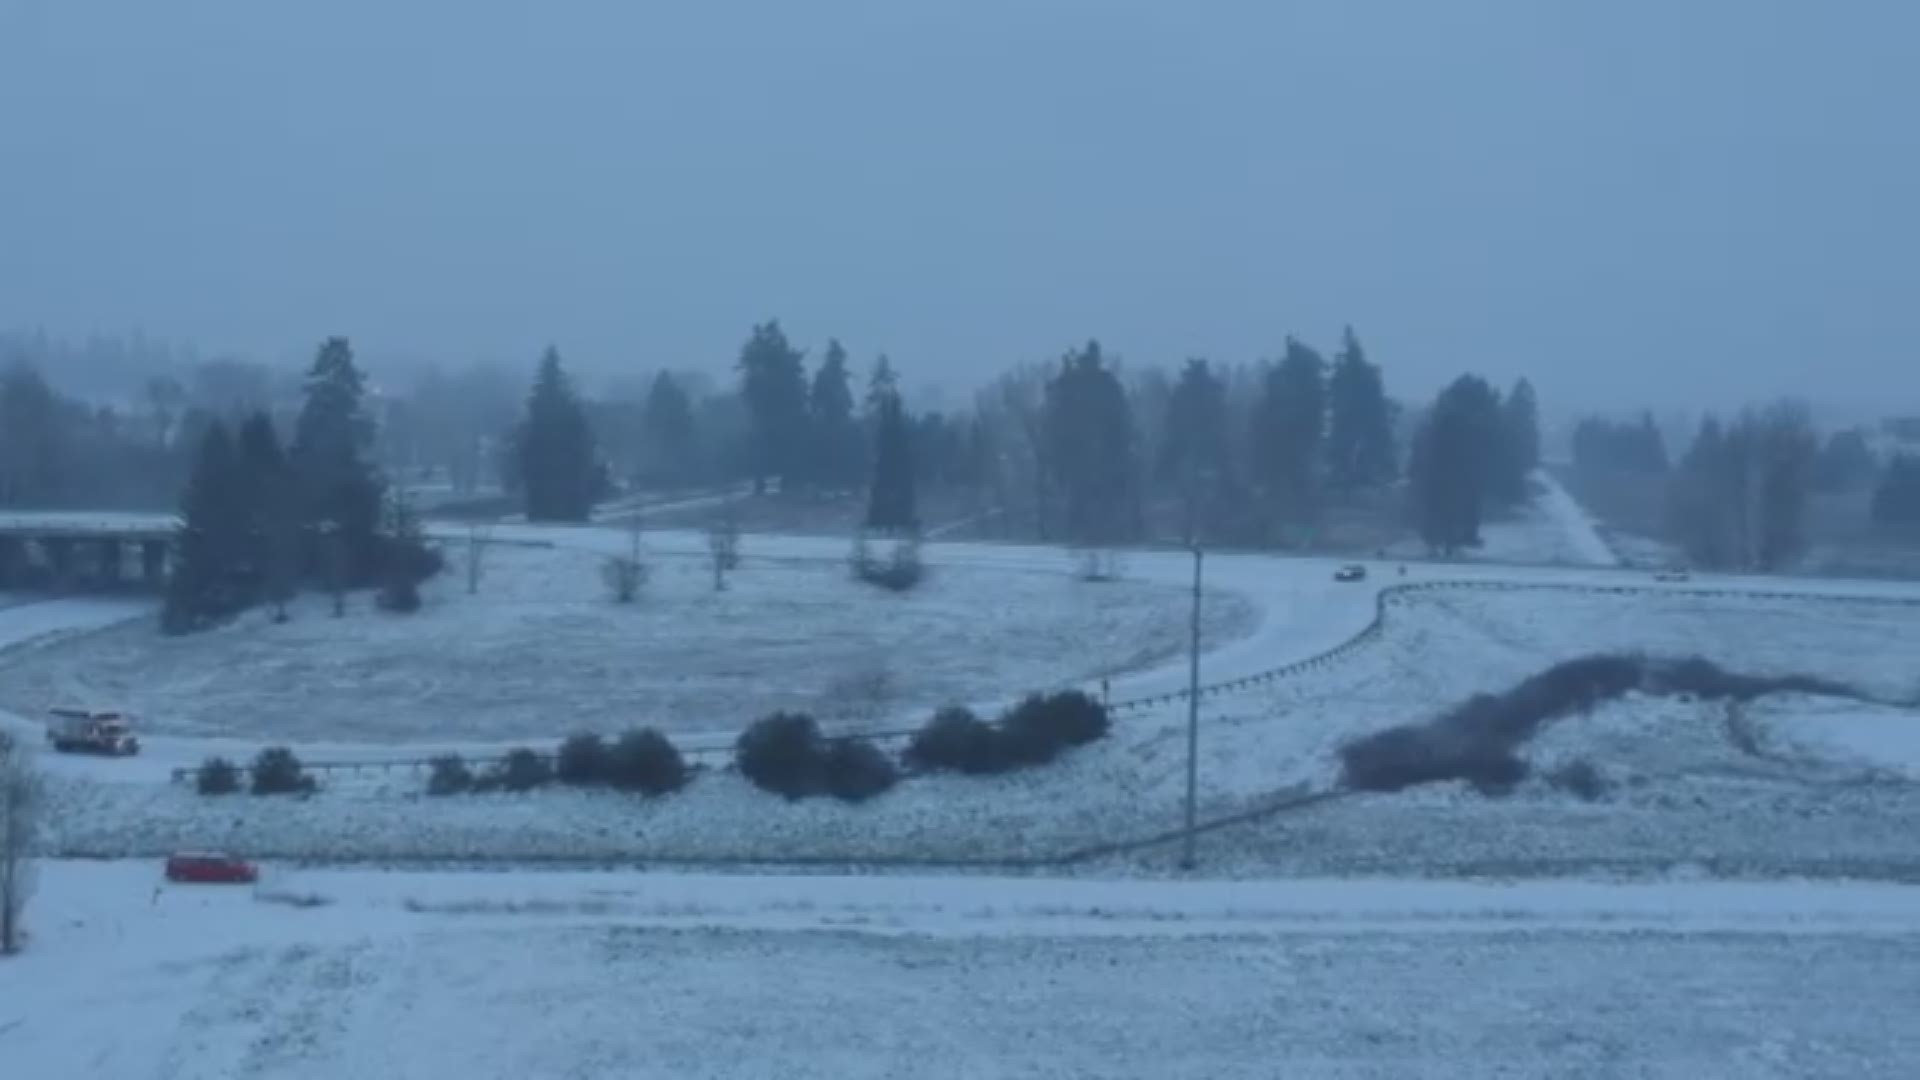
168;575;1920;787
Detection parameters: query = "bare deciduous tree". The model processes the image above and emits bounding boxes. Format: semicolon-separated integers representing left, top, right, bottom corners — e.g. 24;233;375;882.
602;513;648;603
1;731;42;955
706;507;742;591
464;521;495;595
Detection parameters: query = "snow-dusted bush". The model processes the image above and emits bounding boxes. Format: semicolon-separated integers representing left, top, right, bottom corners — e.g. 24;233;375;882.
735;713;826;800
485;748;552;793
1339;654;1862;797
905;706;1005;774
822;738;898;802
606;729;688;796
196;756;240;796
426;754;473;796
1003;691;1110;754
907;694;1113;776
251;747;315;795
555;733;609;786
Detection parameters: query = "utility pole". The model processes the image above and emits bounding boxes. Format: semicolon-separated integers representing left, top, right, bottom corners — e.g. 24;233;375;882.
1182;544;1203;870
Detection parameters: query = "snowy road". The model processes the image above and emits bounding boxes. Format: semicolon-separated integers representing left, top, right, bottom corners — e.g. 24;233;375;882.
3;863;1917;1078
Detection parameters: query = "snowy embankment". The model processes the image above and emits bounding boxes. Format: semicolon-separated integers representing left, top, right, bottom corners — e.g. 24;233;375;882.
5;861;1919;1079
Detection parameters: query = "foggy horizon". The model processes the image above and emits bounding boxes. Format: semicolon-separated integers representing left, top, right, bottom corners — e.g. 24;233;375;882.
4;1;1917;419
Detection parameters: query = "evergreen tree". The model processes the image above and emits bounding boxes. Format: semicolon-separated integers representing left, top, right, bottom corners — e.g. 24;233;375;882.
640;372;697;487
0;363;62;507
866;355;898;415
1044;341;1139;547
236;412;296;616
1160;359;1231;544
1667;404;1816;570
1407;375;1503;554
1496;377;1541;504
865;383;919;533
163;422;247;633
1813;428;1877;492
517;349;599;522
1250;337;1328;535
291;337;384;581
809;339;861;491
736;320;809;493
1324;328;1395;490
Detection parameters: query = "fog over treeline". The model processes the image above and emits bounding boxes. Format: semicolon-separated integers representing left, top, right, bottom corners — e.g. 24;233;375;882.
4;2;1919;418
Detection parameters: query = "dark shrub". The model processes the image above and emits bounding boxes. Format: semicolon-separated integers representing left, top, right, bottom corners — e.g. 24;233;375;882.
1647;657;1854;702
906;706;1008;775
196;756;240;796
999;691;1112;766
378;534;445;585
251;746;314;795
489;747;552;792
1546;759;1609;802
736;712;826;799
555;733;609;786
998;706;1062;766
1016;691;1110;748
426;753;473;796
607;729;689;796
377;574;422;613
822;738;899;802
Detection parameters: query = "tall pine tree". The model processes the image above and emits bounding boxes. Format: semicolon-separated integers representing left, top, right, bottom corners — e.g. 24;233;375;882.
291;337;384;581
1407;375;1503;555
865;381;919;534
641;372;697;487
1496;377;1541;504
163;422;247;633
517;349;599;523
1251;337;1328;537
236;412;297;617
809;339;861;491
1325;328;1395;490
1160;359;1231;544
1044;341;1139;548
736;320;809;493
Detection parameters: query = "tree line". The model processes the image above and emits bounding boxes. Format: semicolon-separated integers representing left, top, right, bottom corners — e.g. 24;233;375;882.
1568;404;1919;571
6;321;1559;561
163;339;440;633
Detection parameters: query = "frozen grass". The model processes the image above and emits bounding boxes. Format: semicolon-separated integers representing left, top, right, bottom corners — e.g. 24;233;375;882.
10;862;1920;1080
33;584;1920;877
0;544;1256;743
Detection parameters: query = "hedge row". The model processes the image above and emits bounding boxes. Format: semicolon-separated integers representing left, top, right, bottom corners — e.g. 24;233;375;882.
733;690;1114;800
196;689;1116;806
426;729;690;797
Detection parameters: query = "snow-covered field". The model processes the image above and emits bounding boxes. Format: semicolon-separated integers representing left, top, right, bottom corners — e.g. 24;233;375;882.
0;543;1255;743
25;579;1920;874
4;861;1918;1079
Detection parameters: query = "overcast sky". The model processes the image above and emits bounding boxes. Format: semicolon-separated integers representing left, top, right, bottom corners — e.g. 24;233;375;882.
2;0;1915;416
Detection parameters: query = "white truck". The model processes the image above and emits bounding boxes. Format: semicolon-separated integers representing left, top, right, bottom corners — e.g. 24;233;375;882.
46;709;141;756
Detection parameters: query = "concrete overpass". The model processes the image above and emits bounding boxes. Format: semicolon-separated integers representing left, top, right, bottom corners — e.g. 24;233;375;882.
0;512;178;592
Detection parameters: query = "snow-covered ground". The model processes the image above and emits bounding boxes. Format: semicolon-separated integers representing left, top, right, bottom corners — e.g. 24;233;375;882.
0;543;1256;744
4;861;1918;1078
26;580;1920;872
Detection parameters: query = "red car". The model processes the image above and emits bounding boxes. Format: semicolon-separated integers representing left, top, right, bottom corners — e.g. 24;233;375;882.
164;852;259;885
